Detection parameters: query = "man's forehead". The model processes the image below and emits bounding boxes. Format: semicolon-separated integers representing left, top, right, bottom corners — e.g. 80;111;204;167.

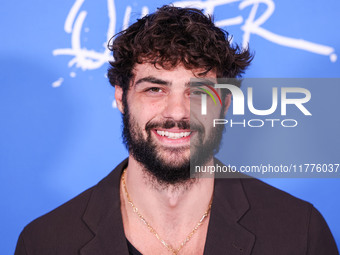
131;62;217;86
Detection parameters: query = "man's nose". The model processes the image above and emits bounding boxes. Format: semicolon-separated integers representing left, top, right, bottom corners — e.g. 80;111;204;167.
162;93;190;121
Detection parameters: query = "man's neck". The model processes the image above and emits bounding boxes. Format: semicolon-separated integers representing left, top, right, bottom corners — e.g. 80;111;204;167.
120;156;214;254
124;155;214;215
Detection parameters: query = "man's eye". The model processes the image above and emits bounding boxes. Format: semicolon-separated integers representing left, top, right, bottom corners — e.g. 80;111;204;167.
191;91;204;95
190;89;206;96
146;87;163;93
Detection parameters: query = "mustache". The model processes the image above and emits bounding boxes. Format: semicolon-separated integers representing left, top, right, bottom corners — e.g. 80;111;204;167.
145;119;204;133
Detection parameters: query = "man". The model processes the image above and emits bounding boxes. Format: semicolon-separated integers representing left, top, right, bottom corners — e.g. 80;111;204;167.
15;5;338;255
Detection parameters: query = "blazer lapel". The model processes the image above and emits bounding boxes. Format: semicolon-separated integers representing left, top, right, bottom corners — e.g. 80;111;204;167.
80;159;130;255
204;177;255;255
78;158;255;255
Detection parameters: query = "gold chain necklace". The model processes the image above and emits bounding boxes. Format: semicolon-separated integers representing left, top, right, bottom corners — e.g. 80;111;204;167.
121;169;213;255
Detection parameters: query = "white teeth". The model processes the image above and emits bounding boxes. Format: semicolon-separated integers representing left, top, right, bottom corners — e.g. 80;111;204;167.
156;130;191;139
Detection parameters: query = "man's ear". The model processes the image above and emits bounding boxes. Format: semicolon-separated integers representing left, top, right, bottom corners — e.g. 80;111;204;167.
223;93;231;116
115;86;125;114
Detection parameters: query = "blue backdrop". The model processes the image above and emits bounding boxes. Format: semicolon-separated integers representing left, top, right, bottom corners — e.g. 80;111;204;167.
1;0;339;254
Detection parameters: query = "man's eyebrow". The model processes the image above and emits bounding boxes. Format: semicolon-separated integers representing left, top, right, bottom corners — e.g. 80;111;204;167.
134;76;171;86
190;79;216;87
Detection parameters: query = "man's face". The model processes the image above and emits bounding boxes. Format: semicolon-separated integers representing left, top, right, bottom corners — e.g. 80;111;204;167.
115;63;228;185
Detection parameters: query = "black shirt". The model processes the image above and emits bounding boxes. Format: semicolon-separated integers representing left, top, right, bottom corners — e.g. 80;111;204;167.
127;238;143;255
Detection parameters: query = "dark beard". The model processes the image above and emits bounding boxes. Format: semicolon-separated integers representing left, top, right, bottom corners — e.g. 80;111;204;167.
122;100;225;185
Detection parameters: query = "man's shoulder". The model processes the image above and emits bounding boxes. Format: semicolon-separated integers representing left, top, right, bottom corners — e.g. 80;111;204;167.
16;185;96;254
215;174;313;218
23;159;127;230
240;178;339;253
212;177;339;254
15;159;127;254
213;158;313;213
24;185;95;233
240;177;312;208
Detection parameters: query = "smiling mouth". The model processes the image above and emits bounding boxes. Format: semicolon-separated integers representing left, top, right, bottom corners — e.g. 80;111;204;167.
155;129;192;139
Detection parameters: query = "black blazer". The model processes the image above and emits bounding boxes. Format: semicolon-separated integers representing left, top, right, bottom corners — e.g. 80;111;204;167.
15;159;339;255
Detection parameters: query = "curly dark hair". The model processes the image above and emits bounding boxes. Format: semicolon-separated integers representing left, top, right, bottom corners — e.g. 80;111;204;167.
107;5;253;92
